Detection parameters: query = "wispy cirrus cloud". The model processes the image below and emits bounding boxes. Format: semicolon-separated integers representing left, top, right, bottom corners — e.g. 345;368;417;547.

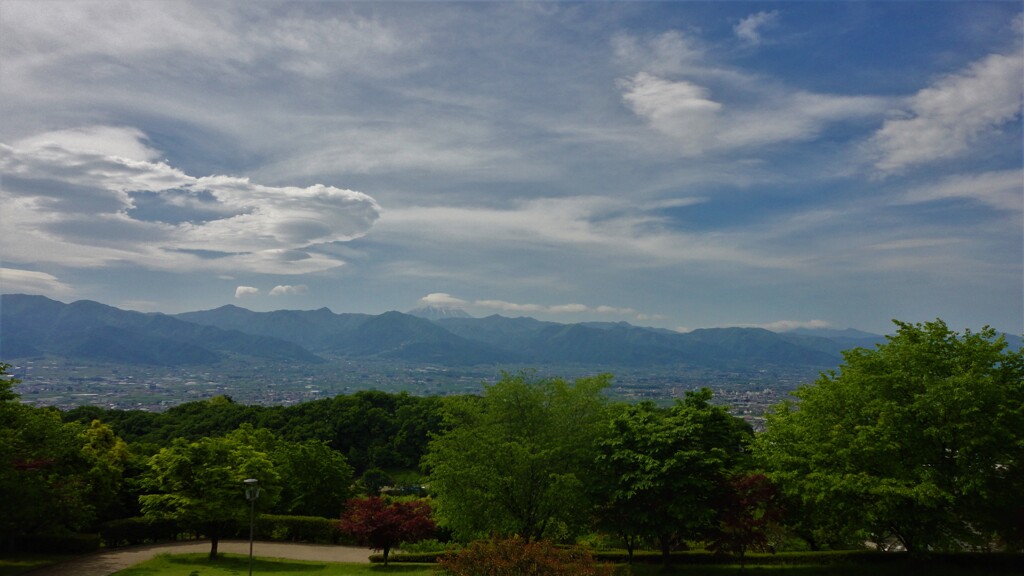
380;196;796;276
895;169;1023;211
734;11;780;45
614;31;888;156
417;292;653;320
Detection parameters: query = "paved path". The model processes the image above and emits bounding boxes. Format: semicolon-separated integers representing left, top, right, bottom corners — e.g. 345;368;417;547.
28;540;373;576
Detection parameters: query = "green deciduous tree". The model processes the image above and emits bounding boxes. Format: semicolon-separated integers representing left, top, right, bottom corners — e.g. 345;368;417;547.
79;419;132;524
0;363;18;402
0;363;113;545
593;390;751;564
0;403;94;544
274;439;353;518
138;428;281;559
755;319;1024;552
424;372;612;542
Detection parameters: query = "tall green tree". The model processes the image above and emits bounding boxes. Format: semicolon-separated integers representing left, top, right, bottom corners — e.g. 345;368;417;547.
0;404;93;544
424;372;612;542
274;439;353;518
755;320;1024;552
79;419;132;524
139;428;281;559
0;364;113;545
0;363;18;402
593;390;751;564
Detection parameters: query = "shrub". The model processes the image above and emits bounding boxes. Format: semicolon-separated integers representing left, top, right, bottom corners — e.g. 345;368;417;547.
397;538;452;553
99;517;181;547
14;532;101;554
256;514;348;544
371;551;445;563
437;537;614;576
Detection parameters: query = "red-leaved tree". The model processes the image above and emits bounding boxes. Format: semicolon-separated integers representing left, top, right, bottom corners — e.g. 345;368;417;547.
707;473;784;567
338;496;435;565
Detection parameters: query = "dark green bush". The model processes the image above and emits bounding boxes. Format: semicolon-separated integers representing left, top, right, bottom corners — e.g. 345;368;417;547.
99;517;182;547
371;551;445;563
255;514;350;545
13;532;101;554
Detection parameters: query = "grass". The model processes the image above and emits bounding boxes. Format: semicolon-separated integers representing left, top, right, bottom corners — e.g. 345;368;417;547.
618;562;1020;576
9;551;1016;576
0;553;76;575
110;553;435;575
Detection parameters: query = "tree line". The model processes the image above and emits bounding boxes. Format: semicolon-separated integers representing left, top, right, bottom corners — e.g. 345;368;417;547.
0;319;1020;562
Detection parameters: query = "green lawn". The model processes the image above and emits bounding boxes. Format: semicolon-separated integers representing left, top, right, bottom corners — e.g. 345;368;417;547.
8;551;1014;576
111;553;435;575
619;562;1020;576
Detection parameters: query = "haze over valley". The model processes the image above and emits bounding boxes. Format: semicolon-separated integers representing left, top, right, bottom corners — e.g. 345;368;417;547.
0;293;912;423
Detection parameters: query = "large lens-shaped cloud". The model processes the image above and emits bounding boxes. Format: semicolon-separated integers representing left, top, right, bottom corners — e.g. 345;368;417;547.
0;126;381;274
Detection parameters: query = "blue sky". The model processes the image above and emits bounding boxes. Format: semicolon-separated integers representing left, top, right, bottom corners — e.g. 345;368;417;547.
1;1;1021;335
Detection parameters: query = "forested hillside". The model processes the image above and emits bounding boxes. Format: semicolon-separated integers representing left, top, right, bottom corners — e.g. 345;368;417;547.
0;320;1020;565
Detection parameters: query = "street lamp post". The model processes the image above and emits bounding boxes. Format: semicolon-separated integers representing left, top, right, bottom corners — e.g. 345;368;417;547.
244;478;260;576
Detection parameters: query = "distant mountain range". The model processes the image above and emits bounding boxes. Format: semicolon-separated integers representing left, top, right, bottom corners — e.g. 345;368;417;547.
0;294;323;366
0;294;901;372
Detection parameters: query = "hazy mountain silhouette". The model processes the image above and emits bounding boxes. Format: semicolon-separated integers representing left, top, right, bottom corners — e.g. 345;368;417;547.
0;294;917;370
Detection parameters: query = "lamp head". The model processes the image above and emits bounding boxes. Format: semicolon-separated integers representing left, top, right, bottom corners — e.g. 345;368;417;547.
244;478;261;500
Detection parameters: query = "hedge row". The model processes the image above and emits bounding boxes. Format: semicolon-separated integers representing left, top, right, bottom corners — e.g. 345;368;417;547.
590;550;888;565
255;515;353;545
99;515;349;547
592;550;1024;567
371;551;444;563
377;549;1024;569
4;532;101;554
98;517;185;547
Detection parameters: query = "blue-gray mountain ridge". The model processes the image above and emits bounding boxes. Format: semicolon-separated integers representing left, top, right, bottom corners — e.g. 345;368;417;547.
0;293;909;371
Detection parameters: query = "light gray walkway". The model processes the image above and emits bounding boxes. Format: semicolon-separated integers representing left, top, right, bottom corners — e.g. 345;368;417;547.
28;540;373;576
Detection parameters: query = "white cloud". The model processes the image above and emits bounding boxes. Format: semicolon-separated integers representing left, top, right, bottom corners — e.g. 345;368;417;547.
382;196;786;270
619;73;722;155
618;73;885;155
0;267;74;296
612;30;704;76
13;126;160;161
473;299;546;314
234;286;259;298
677;319;832;332
896;170;1024;211
269;284;309;296
0;1;418;83
0;127;382;274
423;293;649;319
418;293;469;307
870;52;1024;173
734;11;779;45
753;319;832;332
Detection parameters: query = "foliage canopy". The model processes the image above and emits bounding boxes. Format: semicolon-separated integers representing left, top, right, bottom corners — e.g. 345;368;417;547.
755;319;1024;552
424;371;612;542
138;426;281;559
